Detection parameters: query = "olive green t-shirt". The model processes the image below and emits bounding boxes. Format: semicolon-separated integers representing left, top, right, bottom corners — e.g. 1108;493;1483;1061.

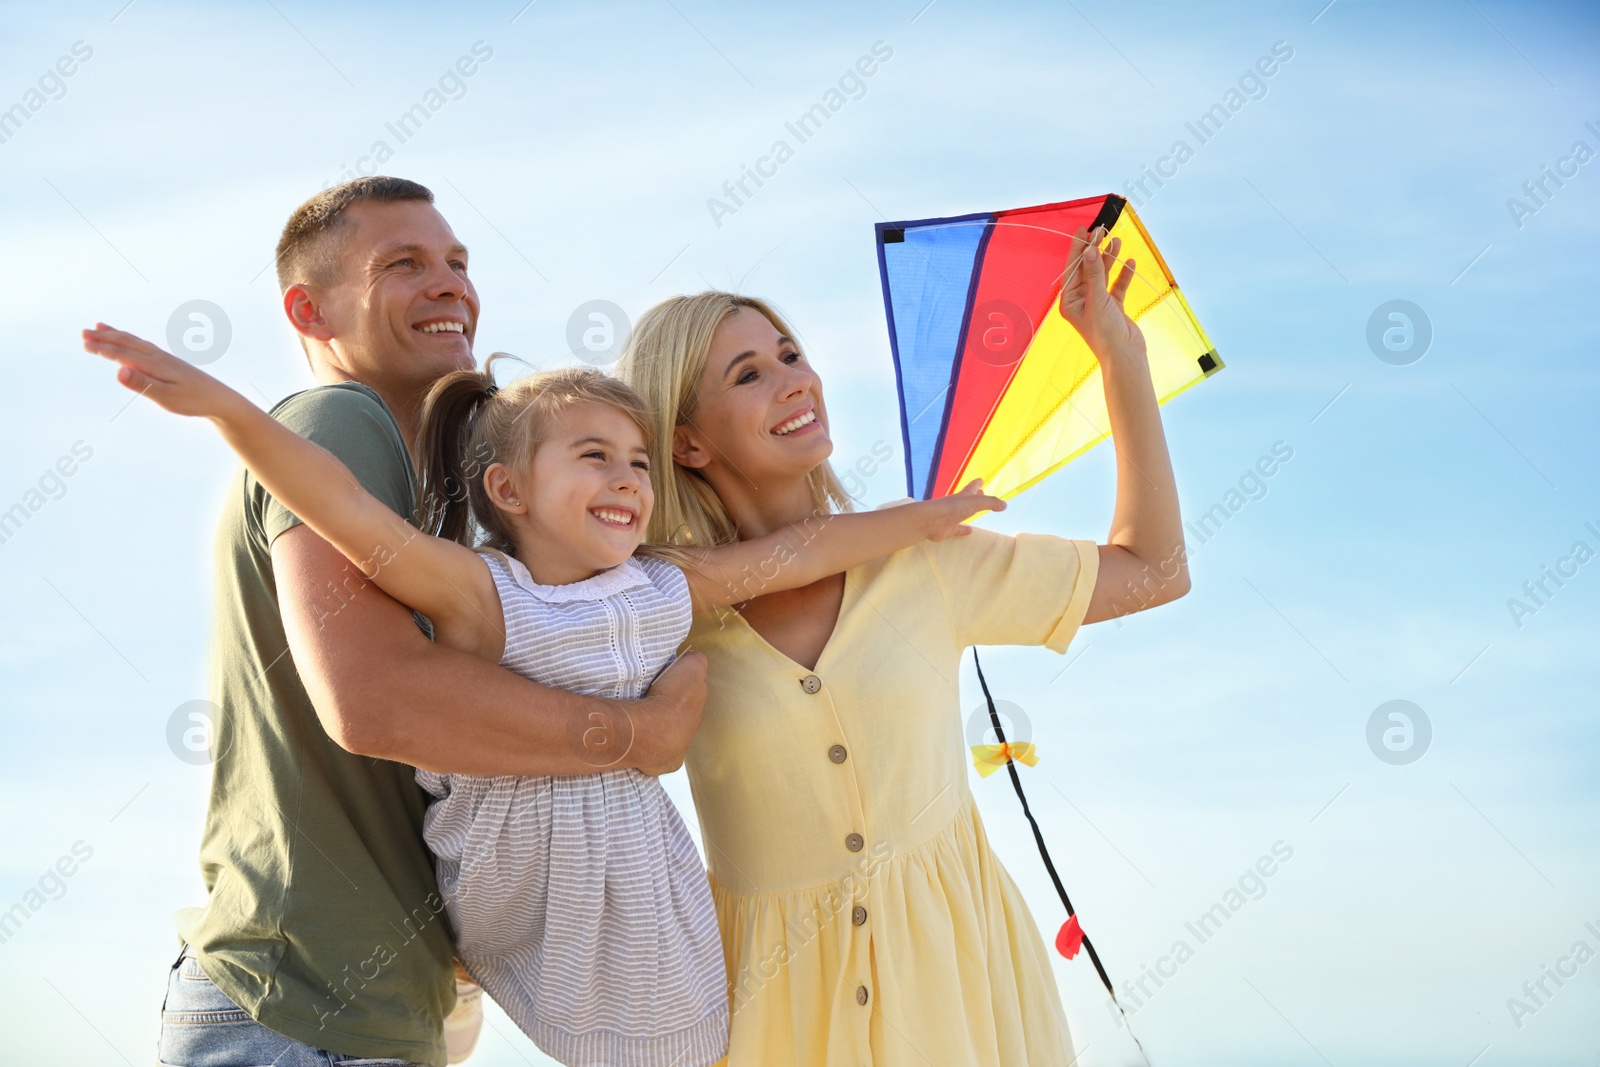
175;381;455;1066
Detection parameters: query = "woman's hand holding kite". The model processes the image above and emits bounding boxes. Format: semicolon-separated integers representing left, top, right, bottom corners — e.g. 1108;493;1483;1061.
1057;223;1148;366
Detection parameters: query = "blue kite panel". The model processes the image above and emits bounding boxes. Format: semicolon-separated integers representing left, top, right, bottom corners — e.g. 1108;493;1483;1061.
876;217;990;498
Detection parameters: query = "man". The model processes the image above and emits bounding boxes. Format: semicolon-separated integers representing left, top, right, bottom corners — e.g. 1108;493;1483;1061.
158;176;707;1066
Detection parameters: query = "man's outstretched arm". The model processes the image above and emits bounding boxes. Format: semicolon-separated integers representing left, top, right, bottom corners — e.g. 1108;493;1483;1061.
274;525;705;776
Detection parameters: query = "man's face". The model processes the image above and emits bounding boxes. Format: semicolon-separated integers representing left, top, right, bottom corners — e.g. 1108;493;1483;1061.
311;199;480;393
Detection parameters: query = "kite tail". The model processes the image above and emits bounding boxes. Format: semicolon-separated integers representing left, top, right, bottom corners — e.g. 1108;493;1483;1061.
971;648;1153;1067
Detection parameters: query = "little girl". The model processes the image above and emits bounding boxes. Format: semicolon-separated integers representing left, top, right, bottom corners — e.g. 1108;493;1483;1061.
83;326;1003;1067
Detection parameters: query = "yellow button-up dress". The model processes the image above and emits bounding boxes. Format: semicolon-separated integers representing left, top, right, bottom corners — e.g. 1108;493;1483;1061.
683;525;1100;1066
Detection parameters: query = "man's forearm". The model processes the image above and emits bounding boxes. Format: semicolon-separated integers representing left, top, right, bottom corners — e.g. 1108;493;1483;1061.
275;523;688;777
337;638;648;776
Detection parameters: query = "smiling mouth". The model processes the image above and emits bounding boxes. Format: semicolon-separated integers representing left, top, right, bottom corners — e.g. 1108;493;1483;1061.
772;410;817;436
414;320;466;335
590;507;635;528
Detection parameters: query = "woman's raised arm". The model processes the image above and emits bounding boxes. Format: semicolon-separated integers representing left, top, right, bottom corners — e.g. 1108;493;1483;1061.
1052;226;1192;624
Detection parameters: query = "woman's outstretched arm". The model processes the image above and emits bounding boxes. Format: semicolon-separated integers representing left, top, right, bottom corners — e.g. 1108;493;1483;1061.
1053;224;1192;625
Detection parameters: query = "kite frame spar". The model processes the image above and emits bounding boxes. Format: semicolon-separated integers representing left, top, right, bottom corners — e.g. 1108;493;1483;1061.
874;192;1223;504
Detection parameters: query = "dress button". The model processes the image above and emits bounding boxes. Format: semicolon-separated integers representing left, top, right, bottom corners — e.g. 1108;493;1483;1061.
856;984;870;1005
852;904;868;926
800;674;822;694
845;832;864;852
828;744;847;764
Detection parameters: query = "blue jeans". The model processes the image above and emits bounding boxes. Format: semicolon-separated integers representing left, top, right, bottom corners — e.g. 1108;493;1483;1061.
158;946;423;1067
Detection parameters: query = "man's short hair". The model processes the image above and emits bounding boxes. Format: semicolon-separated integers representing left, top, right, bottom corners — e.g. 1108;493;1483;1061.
274;176;434;293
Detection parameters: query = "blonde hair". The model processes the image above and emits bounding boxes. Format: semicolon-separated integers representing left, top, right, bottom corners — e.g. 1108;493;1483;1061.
616;292;854;548
415;357;658;555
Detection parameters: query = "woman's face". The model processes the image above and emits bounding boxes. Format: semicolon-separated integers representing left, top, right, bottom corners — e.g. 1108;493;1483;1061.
677;306;834;486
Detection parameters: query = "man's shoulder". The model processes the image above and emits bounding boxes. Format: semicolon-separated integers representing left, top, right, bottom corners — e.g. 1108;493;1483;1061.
268;382;410;476
270;380;398;437
246;380;416;531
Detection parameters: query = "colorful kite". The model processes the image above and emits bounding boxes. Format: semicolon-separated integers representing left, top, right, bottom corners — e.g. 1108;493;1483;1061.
875;193;1215;1063
874;193;1222;503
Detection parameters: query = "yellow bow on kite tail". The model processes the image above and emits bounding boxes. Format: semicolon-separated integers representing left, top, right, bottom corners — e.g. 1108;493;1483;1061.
971;741;1039;778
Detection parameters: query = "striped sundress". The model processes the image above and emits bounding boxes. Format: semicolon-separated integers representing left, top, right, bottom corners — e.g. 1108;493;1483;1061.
415;549;729;1067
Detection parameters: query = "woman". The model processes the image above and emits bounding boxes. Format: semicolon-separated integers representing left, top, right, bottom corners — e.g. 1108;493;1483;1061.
617;224;1188;1065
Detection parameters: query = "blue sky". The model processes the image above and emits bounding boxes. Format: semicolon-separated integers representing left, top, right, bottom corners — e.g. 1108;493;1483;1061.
2;1;1597;1064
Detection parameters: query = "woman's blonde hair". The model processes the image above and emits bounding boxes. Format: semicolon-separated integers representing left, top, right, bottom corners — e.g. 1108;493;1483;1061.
616;292;854;547
414;357;658;554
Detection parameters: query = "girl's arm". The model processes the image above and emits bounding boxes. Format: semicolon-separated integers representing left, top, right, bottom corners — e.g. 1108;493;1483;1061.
676;481;1006;612
82;325;504;660
1053;225;1191;625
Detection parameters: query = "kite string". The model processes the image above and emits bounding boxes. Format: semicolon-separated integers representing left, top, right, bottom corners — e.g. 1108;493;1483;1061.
1057;221;1103;292
971;648;1153;1067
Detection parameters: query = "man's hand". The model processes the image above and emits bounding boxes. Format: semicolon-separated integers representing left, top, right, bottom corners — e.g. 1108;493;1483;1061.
629;651;707;776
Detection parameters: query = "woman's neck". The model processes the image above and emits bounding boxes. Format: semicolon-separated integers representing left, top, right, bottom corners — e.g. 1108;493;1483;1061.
714;470;820;541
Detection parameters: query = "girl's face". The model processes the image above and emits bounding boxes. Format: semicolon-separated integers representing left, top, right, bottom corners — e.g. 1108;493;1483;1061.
676;307;833;486
512;401;654;584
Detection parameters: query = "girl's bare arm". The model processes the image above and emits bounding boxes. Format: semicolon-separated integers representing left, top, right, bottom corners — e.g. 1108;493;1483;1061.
676;480;1006;612
82;325;504;659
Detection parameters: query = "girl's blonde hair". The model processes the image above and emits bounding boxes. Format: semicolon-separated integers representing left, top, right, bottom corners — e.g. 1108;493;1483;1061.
414;357;658;554
615;292;854;548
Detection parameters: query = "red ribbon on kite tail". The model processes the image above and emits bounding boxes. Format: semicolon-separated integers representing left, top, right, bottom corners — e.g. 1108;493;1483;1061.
1055;914;1085;959
971;649;1153;1066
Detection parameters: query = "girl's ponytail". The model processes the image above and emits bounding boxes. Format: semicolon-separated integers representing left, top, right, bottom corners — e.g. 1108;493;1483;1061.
415;366;498;548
